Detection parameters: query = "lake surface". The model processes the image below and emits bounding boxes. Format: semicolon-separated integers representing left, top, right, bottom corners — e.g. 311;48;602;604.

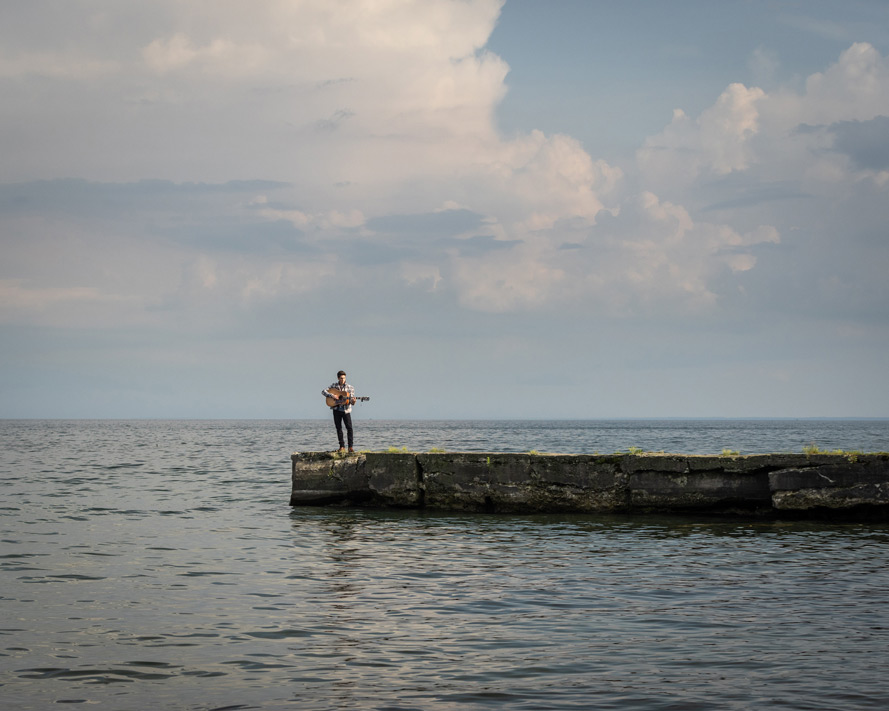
2;419;889;709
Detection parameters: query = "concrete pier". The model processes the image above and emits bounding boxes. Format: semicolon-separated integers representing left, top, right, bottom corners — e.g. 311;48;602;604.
289;451;889;519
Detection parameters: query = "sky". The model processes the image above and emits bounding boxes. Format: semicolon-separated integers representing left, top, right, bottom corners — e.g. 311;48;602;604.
1;0;888;420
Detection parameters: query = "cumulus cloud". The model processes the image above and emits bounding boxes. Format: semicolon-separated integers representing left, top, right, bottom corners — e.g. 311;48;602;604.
640;43;889;191
625;41;889;325
0;0;511;185
448;41;889;317
1;2;888;335
792;43;889;125
637;83;767;192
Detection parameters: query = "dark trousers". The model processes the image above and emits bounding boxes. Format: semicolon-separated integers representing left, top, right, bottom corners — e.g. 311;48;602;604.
333;410;353;449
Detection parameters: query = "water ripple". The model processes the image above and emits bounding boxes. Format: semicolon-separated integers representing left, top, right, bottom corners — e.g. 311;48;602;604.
2;420;889;710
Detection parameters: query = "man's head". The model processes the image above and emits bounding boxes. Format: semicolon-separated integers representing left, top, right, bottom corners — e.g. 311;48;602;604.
337;370;346;384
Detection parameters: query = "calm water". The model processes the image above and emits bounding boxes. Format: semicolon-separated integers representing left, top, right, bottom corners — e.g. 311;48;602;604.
2;419;889;710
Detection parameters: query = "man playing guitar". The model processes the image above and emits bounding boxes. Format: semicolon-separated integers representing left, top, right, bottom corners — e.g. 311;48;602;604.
322;370;356;452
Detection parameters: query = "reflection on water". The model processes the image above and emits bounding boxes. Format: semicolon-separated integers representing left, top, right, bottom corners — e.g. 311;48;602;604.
1;420;889;710
284;511;889;711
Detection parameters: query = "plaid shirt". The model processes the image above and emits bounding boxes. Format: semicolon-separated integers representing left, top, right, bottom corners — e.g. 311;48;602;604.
323;382;355;413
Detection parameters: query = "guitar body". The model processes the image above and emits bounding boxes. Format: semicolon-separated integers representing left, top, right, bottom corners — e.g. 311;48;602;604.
325;391;370;408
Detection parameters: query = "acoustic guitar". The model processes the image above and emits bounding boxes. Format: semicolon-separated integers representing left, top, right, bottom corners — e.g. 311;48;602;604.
325;391;370;408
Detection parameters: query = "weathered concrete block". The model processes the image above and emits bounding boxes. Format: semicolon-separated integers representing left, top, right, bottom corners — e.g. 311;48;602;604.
622;454;690;474
772;483;889;510
627;464;771;511
527;455;627;512
529;454;622;488
365;452;420;506
289;452;367;506
418;453;533;512
414;453;629;513
686;453;808;473
770;456;889;510
769;458;889;490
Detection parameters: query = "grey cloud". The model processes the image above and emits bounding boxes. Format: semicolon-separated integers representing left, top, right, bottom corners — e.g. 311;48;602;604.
316;78;356;89
337;209;518;266
366;208;485;237
795;116;889;171
339;233;520;267
696;173;813;212
162;219;311;256
0;179;310;262
363;208;520;261
702;186;813;212
438;234;521;257
0;179;291;217
315;109;356;132
829;116;889;171
793;123;821;135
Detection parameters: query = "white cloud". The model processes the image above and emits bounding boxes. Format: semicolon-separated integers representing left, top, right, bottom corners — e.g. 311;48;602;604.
637;83;766;190
440;37;889;317
765;43;889;128
638;43;889;199
0;0;509;186
2;3;888;333
141;33;272;76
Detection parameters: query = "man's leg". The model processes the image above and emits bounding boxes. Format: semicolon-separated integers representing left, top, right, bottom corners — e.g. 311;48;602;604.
333;410;345;449
343;412;354;450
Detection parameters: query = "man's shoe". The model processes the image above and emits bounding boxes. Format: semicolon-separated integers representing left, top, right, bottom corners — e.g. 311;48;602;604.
349;447;354;453
338;447;346;453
